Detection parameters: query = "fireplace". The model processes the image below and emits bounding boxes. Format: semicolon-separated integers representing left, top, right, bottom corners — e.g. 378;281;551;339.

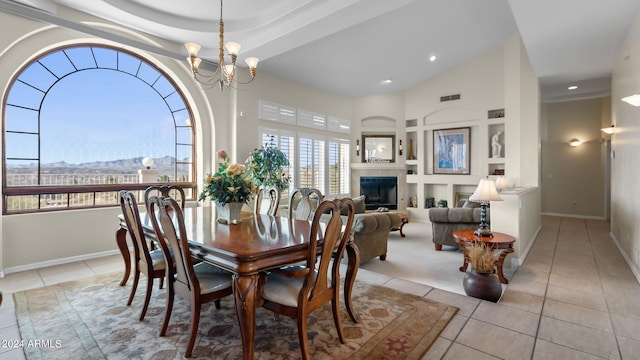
359;176;398;210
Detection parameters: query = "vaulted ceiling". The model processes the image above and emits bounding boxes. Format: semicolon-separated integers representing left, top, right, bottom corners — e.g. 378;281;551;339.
6;0;640;102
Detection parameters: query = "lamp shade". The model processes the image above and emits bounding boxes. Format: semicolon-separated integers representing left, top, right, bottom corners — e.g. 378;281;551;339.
469;178;503;203
495;175;509;190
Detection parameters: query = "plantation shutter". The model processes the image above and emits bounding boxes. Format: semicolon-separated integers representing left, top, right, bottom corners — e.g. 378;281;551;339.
328;138;350;197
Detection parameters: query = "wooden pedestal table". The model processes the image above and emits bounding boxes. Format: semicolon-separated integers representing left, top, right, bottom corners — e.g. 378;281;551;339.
452;229;515;284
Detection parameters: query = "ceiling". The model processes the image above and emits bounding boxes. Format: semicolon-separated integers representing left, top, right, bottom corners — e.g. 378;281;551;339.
6;0;640;102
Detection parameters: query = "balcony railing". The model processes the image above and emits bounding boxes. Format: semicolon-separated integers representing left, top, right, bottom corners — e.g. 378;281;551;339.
3;173;195;214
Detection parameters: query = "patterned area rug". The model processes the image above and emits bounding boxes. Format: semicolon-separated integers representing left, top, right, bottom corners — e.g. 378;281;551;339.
14;272;457;359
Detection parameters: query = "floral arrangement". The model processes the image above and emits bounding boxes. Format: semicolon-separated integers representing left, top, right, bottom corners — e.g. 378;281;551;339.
198;150;255;205
245;144;290;191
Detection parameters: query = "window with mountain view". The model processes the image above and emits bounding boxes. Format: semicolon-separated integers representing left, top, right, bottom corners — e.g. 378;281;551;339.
3;45;195;214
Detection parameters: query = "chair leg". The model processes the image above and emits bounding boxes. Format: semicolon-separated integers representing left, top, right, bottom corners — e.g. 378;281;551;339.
297;315;311;360
160;289;174;337
331;298;346;343
139;277;153;321
127;270;140;306
159;276;164;289
214;299;221;310
185;301;201;358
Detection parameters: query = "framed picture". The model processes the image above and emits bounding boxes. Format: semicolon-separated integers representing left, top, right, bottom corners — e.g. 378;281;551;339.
454;192;472;207
433;127;470;174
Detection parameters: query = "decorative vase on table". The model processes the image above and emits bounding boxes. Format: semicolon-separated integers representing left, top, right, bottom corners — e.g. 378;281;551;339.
216;202;243;224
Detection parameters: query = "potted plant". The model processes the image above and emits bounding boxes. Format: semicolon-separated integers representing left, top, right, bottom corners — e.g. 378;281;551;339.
199;150;255;224
462;241;502;302
245;145;290;191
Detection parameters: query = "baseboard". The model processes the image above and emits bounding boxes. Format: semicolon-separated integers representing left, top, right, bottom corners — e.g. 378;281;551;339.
2;249;122;277
541;212;607;220
609;232;640;285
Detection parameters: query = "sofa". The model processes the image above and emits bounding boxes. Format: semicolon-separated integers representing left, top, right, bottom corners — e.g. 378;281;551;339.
280;195;403;264
428;206;490;250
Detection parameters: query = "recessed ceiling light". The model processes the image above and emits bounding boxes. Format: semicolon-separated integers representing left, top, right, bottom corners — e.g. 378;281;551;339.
568;85;578;90
429;55;437;62
382;79;392;84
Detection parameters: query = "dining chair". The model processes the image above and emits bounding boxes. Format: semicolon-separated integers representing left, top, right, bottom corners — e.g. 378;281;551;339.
148;196;233;358
143;185;186;252
287;187;324;221
254;185;280;216
119;190;168;321
261;198;355;360
144;185;186;210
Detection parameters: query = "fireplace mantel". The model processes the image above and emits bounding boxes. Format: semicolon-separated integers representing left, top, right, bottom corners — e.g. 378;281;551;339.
351;163;406;170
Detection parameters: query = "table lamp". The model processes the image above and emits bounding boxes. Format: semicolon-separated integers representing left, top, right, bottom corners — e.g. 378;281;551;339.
469;177;503;237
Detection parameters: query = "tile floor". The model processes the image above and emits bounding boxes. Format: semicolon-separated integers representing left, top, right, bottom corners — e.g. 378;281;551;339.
1;215;639;359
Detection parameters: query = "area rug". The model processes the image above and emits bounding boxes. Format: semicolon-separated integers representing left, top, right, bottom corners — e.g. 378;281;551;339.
14;272;457;359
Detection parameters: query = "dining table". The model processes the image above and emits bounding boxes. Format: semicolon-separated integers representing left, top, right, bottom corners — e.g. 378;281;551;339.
115;206;360;360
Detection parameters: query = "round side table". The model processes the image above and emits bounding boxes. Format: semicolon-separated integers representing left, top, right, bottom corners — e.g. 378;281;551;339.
452;229;515;284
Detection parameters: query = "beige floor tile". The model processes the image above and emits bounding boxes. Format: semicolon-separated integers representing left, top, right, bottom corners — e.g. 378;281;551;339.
499;289;544;314
38;261;95;286
605;294;640;317
0;278;45;295
424;289;479;317
610;313;640;341
0;308;17;330
456;318;535;360
0;270;40;286
533;339;607;360
0;348;26;360
439;314;468;341
471;301;540;336
355;268;394;286
545;284;607;312
542;299;613;332
382;278;432;297
548;273;603;296
506;277;547;297
537;316;620;359
84;254;125;275
421;337;452;360
618;335;640;360
442;343;500;360
0;326;21;345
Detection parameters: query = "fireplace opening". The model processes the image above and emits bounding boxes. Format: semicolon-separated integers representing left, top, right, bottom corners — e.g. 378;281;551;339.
360;176;398;210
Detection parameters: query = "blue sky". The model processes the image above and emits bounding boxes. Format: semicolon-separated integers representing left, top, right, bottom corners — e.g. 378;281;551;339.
5;46;189;165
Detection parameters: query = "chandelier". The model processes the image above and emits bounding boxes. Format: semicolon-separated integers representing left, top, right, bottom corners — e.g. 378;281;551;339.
184;0;258;90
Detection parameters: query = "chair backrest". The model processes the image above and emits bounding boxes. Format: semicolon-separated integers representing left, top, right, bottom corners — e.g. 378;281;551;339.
148;196;200;297
288;188;324;221
254;185;280;216
302;198;354;307
119;190;153;268
144;185;186;211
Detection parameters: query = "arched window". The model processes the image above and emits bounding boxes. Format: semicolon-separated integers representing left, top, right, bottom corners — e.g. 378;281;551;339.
2;45;196;214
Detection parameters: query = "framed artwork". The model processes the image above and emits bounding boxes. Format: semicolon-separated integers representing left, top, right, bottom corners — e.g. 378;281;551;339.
433;127;470;174
454;192;472;207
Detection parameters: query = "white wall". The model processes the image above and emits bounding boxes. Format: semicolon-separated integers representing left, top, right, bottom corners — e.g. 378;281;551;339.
611;9;640;275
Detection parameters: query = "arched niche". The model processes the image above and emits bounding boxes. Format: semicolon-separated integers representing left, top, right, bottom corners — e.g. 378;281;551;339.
361;116;396;129
423;107;480;125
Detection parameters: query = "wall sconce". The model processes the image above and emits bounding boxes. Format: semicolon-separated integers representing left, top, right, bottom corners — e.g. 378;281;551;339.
398;139;403;156
600;125;616;135
622;94;640;106
568;139;582;147
356;139;360;156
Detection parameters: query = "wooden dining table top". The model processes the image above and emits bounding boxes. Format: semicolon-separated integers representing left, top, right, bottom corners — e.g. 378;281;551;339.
133;206;323;274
